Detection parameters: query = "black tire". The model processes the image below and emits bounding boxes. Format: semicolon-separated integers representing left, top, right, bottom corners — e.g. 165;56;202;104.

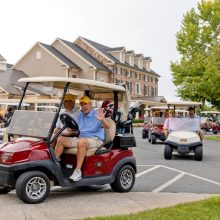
195;146;203;161
213;131;218;134
0;185;11;194
164;144;172;160
110;165;135;192
142;130;148;139
151;135;156;144
16;171;50;204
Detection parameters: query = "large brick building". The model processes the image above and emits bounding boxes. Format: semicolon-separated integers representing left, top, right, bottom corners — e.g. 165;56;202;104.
13;36;160;100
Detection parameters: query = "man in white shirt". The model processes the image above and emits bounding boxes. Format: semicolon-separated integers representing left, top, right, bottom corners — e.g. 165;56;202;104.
51;94;80;147
187;106;203;140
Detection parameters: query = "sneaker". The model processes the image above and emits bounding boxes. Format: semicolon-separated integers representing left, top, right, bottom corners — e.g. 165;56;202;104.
69;169;82;181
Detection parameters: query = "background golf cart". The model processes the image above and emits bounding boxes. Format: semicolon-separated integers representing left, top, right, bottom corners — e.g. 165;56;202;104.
143;106;188;144
200;111;220;134
164;101;203;161
0;77;137;204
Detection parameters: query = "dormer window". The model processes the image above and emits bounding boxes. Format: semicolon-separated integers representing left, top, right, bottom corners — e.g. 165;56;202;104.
120;51;125;63
139;58;143;69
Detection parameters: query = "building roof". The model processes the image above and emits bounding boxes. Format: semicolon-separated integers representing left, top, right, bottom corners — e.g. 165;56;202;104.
125;50;134;54
0;69;48;96
0;54;6;61
39;43;80;69
59;39;110;72
81;37;160;77
108;47;125;52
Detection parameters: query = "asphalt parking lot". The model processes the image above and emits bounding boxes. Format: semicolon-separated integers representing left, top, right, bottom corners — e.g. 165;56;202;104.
0;128;219;219
133;127;220;194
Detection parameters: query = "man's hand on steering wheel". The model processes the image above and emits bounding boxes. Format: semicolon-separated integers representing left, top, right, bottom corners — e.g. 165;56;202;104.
60;113;79;136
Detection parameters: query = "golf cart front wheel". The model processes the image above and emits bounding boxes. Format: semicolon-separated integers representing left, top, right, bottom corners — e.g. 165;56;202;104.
151;135;156;144
110;165;135;192
195;146;203;161
0;185;11;194
164;144;172;160
16;171;50;204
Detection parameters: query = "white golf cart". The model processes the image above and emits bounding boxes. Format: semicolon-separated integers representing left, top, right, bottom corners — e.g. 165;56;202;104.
164;101;203;161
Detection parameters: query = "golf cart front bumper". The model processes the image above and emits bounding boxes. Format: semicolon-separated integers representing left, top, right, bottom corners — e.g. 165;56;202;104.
166;140;203;155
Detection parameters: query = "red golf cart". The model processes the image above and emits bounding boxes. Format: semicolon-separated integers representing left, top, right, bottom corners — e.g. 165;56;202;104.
0;77;136;203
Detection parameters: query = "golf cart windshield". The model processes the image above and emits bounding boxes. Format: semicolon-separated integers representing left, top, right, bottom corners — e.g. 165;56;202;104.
8;110;56;138
168;118;200;132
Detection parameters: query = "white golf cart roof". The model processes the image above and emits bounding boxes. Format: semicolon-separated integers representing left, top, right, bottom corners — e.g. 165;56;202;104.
167;101;202;108
18;77;125;94
18;77;130;119
201;111;220;114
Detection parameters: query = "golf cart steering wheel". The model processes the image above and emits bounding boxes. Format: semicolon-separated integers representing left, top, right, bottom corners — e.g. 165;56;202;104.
60;113;79;132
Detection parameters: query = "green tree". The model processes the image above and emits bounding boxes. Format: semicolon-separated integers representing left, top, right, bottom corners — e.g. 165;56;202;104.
170;0;220;109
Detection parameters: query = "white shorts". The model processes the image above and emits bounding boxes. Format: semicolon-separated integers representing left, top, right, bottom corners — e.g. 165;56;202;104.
70;137;103;149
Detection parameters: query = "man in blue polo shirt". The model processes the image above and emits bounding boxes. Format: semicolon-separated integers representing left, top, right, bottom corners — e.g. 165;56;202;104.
54;96;109;181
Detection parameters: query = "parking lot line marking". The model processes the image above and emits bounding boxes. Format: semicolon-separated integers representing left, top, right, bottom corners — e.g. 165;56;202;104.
152;172;185;193
136;165;161;178
137;164;220;188
161;165;220;187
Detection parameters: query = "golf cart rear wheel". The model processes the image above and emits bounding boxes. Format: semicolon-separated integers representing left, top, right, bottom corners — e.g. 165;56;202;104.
164;144;172;160
110;165;135;192
16;171;50;204
0;185;11;194
195;146;203;161
151;135;156;144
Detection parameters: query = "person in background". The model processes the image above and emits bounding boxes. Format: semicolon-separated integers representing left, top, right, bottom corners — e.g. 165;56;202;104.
3;107;14;123
101;100;113;118
177;112;184;118
163;110;175;138
187;106;203;140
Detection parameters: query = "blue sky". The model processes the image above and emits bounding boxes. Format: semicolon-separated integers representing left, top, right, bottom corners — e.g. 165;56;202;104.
0;0;199;101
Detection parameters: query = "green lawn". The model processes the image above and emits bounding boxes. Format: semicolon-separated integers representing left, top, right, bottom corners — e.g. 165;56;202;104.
204;135;220;141
86;196;220;220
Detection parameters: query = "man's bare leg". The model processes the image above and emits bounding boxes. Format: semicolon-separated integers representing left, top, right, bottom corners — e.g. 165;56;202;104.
54;136;73;159
76;138;89;170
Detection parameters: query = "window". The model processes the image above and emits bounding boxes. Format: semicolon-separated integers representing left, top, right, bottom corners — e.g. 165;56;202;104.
144;85;148;96
126;81;130;91
117;67;121;75
127;70;131;78
136;83;140;95
151;86;154;96
36;51;42;59
144;74;148;82
155;87;157;96
72;75;77;78
116;79;121;85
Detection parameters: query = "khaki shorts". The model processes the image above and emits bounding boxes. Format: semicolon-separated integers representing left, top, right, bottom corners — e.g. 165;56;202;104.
70;137;103;149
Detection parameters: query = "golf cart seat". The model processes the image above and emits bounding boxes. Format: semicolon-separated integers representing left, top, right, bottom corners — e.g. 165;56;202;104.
64;118;116;156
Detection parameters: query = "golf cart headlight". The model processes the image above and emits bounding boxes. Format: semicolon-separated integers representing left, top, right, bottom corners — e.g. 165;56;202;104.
0;152;13;163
